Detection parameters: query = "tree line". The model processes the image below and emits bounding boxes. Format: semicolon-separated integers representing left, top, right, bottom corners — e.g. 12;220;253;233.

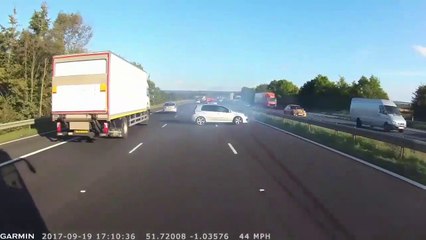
0;3;171;123
242;75;426;120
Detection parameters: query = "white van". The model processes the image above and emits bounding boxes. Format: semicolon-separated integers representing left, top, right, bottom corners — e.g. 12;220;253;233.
349;98;406;132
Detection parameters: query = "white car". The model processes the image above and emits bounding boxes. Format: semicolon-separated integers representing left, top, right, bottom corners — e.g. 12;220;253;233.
191;104;248;126
163;102;177;113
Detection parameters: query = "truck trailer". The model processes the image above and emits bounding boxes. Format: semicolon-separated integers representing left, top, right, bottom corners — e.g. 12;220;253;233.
254;92;277;108
51;51;150;139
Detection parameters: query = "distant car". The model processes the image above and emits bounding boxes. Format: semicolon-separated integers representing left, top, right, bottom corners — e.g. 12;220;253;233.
163;102;177;113
283;104;307;117
192;104;248;126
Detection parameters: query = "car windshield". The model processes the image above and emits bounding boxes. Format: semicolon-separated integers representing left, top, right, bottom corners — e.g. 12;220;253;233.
384;106;401;115
164;103;175;106
290;105;301;109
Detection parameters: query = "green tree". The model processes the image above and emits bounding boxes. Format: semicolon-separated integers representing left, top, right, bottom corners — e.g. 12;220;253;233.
268;79;299;97
51;12;93;53
336;76;350;94
0;3;94;121
334;76;352;110
267;79;299;106
29;2;49;36
0;8;26;122
351;75;389;99
411;85;426;121
255;84;268;93
298;75;335;110
0;8;19;64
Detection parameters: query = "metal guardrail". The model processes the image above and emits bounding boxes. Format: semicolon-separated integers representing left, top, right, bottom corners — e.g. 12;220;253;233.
0;100;192;132
0;119;35;131
255;110;426;153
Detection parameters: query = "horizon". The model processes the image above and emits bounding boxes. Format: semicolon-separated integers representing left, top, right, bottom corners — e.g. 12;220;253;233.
1;0;426;102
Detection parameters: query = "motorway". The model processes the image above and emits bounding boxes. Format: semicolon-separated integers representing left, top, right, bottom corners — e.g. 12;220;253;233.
251;106;426;143
1;102;426;240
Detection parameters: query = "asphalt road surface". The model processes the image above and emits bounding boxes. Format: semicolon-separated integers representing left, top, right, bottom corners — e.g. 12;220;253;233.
1;102;425;240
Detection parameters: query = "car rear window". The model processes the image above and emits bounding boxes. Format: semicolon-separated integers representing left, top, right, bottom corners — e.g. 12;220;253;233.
291;105;301;109
164;103;175;106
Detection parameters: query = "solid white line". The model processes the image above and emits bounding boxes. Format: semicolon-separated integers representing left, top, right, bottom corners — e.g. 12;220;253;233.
0;137;79;168
227;143;238;155
128;143;143;154
161;124;167;128
0;130;56;146
254;120;426;190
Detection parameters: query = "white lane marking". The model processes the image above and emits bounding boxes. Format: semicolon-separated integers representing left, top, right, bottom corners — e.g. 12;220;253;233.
215;124;218;127
155;109;163;113
0;137;80;168
0;130;56;146
255;120;426;191
128;142;143;154
80;190;86;193
259;188;265;192
227;143;238;155
161;124;167;128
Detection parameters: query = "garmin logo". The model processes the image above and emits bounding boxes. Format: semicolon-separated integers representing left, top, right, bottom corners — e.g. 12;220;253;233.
0;233;35;240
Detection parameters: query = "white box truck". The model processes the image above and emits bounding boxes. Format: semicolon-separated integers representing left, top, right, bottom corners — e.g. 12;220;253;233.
349;98;406;132
51;51;150;139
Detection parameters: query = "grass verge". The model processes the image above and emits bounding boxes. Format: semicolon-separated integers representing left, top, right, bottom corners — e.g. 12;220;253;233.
255;112;426;185
0;118;55;144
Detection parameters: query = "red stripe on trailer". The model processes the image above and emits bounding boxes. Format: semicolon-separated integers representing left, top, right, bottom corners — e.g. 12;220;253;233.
53;52;109;60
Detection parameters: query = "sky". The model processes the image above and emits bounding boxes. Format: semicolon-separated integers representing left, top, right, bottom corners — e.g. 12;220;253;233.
1;0;426;101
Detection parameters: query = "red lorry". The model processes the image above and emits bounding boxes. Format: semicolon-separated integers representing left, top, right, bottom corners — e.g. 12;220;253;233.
254;92;277;108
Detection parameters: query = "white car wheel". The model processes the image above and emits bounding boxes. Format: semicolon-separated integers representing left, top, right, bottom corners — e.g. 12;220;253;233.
233;116;243;125
196;117;206;126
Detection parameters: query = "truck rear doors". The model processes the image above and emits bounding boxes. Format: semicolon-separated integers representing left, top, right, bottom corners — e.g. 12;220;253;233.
52;53;109;114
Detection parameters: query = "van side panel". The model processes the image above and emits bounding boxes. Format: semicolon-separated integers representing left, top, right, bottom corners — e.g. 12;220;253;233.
350;98;404;129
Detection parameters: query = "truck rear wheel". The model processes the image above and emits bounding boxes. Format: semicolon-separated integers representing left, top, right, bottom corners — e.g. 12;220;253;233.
120;118;128;138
